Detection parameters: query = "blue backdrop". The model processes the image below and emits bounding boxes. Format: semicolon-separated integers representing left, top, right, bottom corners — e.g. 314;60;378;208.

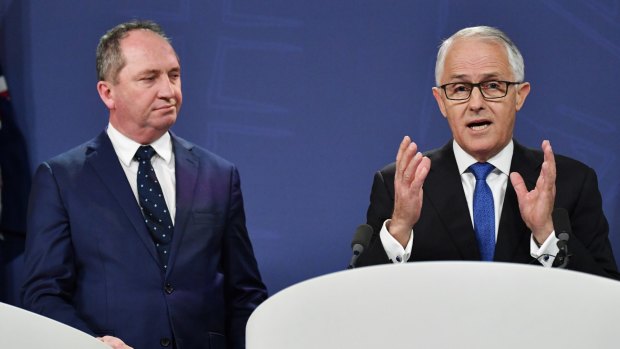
1;0;619;293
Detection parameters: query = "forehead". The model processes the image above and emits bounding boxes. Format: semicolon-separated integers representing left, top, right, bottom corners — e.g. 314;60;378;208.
119;30;179;70
441;37;512;82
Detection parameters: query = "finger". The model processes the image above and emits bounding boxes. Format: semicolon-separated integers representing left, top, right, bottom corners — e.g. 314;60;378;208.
99;336;128;349
410;156;431;190
395;136;411;163
541;140;556;184
395;136;413;180
402;151;423;184
397;143;418;183
510;172;528;202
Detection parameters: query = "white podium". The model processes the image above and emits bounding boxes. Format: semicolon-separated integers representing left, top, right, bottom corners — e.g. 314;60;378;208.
247;262;620;349
0;302;109;348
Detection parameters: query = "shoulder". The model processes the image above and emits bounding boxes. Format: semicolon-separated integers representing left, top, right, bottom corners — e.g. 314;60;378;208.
171;134;237;171
516;142;593;174
41;134;106;169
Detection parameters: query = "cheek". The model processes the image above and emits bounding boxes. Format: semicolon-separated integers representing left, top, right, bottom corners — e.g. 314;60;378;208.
445;115;462;135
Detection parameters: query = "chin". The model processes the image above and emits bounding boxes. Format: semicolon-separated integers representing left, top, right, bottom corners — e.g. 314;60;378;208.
159;114;177;127
463;142;499;160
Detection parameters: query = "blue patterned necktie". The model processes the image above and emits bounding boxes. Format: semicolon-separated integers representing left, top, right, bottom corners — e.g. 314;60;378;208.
470;162;495;261
135;145;174;270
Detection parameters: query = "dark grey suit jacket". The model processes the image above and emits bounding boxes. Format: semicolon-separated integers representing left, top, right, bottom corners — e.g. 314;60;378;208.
358;140;619;280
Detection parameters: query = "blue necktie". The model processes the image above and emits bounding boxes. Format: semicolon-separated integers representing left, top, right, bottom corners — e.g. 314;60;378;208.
135;146;174;270
470;162;495;261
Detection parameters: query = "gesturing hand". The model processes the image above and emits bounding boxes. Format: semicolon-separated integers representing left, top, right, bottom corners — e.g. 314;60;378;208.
389;136;431;247
510;140;556;243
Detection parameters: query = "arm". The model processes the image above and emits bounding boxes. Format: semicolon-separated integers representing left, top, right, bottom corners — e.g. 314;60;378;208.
222;167;268;349
389;136;431;246
510;140;556;243
21;163;94;335
512;141;618;278
561;166;619;279
359;136;430;266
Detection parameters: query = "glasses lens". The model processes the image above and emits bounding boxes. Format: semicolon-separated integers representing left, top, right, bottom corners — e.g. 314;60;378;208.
445;83;472;100
480;81;508;98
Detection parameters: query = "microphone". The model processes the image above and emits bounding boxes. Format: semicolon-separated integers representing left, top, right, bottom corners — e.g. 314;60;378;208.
552;208;571;269
347;224;373;269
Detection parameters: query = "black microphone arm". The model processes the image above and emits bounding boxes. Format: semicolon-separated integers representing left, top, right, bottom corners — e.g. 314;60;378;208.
552;208;571;269
347;224;374;269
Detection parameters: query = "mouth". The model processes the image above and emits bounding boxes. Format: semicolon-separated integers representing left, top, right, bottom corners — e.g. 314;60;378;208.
467;120;491;131
155;104;176;111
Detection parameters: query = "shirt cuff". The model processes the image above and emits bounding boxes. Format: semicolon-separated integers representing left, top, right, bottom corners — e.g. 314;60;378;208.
530;231;560;267
379;219;413;263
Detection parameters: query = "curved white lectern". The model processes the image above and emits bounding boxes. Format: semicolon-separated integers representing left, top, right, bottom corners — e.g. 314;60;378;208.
0;302;109;348
247;262;620;349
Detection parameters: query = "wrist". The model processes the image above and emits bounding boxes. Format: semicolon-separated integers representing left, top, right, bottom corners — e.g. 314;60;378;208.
387;219;413;246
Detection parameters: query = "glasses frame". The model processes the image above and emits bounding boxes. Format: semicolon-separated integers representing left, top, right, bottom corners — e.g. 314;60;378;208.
438;80;522;100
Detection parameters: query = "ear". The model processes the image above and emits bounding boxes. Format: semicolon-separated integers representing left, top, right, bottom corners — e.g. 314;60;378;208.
515;82;530;112
97;81;115;110
432;87;448;117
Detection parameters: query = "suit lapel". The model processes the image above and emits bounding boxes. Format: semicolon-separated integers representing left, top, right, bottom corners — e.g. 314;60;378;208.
166;135;199;275
85;131;160;264
424;142;480;260
495;141;542;262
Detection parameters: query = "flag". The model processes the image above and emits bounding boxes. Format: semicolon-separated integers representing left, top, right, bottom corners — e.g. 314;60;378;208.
0;65;31;236
0;64;31;306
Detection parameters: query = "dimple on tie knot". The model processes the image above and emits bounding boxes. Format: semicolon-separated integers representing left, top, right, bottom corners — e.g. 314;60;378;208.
135;145;157;162
470;162;495;180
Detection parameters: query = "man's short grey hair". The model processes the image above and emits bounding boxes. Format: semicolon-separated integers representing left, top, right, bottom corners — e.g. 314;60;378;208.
434;26;525;85
96;19;172;83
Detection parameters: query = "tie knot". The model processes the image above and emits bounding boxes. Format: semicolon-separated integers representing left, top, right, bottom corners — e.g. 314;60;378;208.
469;162;494;180
135;145;157;162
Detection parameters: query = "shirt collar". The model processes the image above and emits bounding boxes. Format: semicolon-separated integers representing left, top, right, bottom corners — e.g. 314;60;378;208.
453;139;513;176
106;123;173;166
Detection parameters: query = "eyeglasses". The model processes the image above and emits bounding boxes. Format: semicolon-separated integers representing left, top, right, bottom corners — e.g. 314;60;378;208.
438;80;521;100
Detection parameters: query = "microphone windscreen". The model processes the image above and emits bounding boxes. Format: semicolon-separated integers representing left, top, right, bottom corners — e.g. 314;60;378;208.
351;224;374;249
552;208;572;238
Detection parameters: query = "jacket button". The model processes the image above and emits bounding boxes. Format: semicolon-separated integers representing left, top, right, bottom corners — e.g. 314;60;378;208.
164;283;174;295
160;337;171;347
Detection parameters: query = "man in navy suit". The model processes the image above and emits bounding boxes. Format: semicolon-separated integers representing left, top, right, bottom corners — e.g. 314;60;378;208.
358;26;618;280
22;20;267;349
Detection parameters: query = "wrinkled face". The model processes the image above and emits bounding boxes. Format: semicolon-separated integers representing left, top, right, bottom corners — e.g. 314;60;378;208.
98;29;182;144
432;38;530;162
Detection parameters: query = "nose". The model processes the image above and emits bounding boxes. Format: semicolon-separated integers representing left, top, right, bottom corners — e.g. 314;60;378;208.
158;76;175;99
468;85;485;111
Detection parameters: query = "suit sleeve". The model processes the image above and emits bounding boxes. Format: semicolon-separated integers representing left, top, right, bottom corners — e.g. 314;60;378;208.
357;169;395;266
21;163;94;335
563;167;619;280
222;167;268;349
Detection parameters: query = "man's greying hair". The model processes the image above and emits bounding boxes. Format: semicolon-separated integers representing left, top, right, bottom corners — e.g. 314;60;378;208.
434;26;525;85
96;20;171;83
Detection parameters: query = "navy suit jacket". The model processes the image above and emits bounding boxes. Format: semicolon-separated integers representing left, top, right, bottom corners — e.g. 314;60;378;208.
358;140;619;280
22;131;267;349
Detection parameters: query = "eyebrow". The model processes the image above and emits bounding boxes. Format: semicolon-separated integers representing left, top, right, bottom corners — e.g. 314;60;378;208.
137;69;161;77
448;73;502;82
137;67;181;77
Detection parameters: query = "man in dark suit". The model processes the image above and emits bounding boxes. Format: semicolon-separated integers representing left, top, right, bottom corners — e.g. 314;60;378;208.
22;20;267;349
357;26;618;280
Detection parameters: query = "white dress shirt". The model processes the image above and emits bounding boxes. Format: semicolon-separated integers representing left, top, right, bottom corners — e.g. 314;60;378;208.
380;140;558;266
106;123;177;222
